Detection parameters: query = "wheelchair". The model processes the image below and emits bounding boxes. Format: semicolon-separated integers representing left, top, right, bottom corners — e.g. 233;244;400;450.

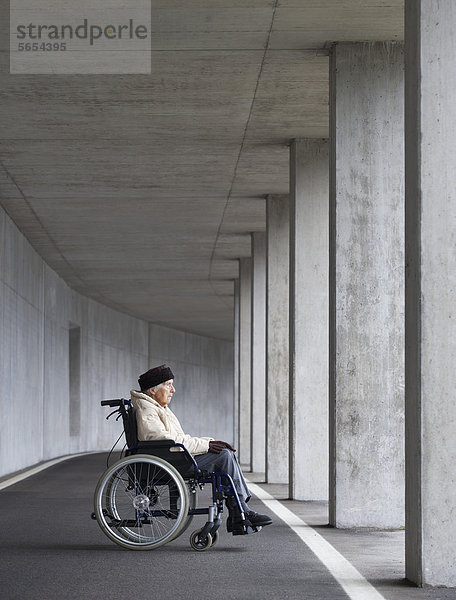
92;398;260;551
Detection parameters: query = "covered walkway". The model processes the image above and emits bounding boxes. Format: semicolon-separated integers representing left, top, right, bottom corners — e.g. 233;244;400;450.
2;0;456;592
1;454;455;600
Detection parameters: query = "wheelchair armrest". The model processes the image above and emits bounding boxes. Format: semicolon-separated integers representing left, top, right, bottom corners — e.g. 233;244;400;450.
134;440;175;448
173;443;199;469
130;440;199;478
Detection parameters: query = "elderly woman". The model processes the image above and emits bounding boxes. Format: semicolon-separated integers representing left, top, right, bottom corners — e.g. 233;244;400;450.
130;364;272;534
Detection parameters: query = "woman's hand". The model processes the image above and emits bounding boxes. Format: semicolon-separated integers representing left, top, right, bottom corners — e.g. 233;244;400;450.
208;440;236;453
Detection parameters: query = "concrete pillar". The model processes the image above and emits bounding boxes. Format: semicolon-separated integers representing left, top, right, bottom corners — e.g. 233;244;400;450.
233;278;240;450
405;1;456;587
238;257;252;469
329;42;404;527
250;232;266;475
266;194;289;484
289;140;329;501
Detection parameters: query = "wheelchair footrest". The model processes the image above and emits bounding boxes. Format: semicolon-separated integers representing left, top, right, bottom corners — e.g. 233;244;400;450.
231;524;262;536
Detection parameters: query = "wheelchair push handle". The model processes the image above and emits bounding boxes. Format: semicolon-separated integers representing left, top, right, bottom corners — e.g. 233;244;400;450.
101;398;132;421
101;398;130;408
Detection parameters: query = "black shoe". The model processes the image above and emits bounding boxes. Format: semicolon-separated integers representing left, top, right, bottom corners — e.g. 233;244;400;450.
245;511;273;527
227;511;256;534
226;511;272;535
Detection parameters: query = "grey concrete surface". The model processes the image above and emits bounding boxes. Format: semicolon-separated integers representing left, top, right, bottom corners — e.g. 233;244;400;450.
0;454;351;600
0;205;148;477
238;257;252;468
233;278;240;448
2;455;456;600
266;194;289;484
0;1;403;341
289;140;329;501
260;482;456;600
5;0;456;589
0;203;235;477
405;0;456;587
329;42;405;528
250;232;266;474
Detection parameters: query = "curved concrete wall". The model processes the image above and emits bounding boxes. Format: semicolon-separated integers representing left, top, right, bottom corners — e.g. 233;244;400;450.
0;206;234;477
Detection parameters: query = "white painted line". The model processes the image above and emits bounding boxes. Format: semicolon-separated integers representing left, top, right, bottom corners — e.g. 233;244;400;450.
247;481;386;600
0;452;100;491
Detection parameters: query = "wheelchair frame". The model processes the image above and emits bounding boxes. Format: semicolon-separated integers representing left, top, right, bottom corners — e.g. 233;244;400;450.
92;398;258;551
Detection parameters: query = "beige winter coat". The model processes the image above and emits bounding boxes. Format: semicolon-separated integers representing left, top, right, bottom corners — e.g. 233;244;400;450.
130;390;213;456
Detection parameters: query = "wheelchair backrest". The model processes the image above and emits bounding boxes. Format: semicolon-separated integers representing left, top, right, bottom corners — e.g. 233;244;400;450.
118;401;199;478
120;402;139;449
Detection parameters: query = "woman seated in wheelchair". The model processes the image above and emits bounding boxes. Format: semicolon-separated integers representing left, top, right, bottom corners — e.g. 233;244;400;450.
130;364;272;534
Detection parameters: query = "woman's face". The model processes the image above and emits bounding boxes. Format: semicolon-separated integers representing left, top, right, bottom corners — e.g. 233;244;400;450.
151;380;175;407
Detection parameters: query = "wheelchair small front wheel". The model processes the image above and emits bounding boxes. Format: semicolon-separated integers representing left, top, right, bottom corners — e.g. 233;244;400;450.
190;528;213;551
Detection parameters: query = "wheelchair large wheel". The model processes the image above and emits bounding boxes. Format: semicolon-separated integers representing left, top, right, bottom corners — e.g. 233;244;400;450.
94;454;189;550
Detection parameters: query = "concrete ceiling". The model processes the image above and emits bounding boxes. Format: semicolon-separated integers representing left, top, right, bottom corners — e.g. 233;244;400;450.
0;0;403;340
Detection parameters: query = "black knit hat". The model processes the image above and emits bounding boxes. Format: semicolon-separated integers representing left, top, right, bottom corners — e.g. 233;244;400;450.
138;364;174;391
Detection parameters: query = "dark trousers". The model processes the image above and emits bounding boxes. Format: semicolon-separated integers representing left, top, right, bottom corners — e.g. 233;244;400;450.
195;448;251;511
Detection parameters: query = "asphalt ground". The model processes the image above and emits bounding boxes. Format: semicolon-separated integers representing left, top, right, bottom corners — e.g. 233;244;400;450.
1;454;455;600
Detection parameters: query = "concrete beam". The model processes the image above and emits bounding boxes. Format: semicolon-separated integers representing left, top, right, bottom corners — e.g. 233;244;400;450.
0;1;404;341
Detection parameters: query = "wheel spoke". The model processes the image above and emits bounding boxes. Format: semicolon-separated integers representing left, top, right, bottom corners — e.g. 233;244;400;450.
94;454;190;550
